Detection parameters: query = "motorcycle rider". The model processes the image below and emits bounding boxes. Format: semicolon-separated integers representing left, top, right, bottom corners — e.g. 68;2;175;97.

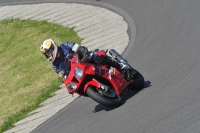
40;39;129;77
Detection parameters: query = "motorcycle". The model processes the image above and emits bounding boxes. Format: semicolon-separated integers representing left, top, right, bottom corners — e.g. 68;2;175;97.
63;49;144;107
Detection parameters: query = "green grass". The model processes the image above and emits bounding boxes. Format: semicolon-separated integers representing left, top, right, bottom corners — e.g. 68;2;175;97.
0;18;82;132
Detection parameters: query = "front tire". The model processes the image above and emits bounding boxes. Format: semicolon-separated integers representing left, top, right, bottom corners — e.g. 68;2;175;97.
86;86;124;107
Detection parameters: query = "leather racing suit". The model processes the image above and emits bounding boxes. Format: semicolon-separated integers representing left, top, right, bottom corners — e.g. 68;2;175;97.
52;41;123;77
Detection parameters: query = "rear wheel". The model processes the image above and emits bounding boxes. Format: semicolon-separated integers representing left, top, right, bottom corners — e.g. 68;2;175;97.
131;69;145;90
86;86;124;107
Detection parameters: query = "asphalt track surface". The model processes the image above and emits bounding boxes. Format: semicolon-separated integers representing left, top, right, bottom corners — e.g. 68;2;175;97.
1;0;200;133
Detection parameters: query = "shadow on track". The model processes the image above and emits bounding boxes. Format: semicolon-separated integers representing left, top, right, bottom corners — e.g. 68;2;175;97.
93;80;152;112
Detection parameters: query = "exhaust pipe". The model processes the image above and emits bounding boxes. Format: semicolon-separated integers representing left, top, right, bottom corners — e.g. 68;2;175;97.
109;49;127;63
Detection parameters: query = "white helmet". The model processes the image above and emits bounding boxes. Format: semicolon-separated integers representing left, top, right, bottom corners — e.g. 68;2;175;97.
40;39;58;62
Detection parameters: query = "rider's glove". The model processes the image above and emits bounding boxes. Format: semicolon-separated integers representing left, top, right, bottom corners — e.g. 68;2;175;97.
80;53;90;64
80;51;94;64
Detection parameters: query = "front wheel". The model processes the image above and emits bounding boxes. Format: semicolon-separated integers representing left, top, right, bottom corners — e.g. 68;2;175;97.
86;86;124;107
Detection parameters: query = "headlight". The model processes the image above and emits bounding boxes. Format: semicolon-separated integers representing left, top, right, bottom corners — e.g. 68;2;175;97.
75;67;83;79
67;83;77;91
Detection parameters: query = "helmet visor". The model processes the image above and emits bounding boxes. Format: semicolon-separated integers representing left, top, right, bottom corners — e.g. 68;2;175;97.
44;45;55;58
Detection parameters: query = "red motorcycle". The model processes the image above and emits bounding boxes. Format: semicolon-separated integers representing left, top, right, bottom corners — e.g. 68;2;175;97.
63;49;144;107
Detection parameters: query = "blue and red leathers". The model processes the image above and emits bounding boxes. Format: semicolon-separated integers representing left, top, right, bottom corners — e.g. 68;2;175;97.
52;41;121;77
52;41;75;75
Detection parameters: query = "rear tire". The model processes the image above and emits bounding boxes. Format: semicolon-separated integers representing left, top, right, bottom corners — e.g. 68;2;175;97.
131;69;145;90
86;86;124;107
